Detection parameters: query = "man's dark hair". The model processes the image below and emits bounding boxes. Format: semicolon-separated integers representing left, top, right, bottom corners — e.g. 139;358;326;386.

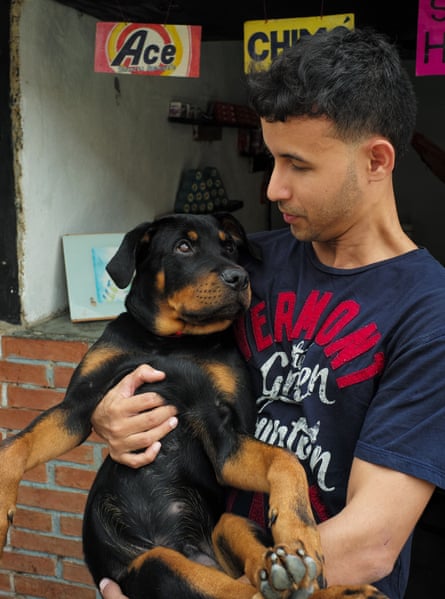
246;27;417;159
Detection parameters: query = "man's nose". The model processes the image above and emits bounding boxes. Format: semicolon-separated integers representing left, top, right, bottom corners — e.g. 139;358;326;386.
266;166;291;203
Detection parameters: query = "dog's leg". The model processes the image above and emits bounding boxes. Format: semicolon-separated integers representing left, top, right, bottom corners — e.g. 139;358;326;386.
0;406;88;552
0;343;128;552
125;546;259;599
218;436;325;594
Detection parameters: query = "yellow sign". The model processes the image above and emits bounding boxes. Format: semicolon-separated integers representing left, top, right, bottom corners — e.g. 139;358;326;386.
244;14;354;72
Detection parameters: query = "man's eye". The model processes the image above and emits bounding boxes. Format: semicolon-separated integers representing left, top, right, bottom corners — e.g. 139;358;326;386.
175;240;193;254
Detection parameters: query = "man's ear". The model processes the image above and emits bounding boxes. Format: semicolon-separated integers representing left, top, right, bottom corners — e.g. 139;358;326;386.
366;137;395;180
106;222;154;289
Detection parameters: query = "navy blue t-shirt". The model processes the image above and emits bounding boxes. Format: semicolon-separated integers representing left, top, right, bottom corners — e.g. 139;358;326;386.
230;228;445;599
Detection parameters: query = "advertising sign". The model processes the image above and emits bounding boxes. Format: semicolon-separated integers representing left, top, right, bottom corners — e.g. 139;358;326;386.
416;0;445;76
95;22;201;77
244;13;354;72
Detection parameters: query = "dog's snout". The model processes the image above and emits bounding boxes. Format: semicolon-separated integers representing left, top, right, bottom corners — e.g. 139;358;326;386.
220;268;249;291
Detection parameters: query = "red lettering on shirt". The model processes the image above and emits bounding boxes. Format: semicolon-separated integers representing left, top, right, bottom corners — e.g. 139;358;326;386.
251;301;273;351
324;323;381;369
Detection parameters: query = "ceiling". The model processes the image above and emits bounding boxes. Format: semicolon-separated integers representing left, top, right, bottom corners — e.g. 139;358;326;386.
50;0;419;57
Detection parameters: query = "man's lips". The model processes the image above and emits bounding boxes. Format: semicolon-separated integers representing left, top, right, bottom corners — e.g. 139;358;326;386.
281;212;303;224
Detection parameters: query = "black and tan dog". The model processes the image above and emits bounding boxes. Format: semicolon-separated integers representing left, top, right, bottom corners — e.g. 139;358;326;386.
0;213;387;599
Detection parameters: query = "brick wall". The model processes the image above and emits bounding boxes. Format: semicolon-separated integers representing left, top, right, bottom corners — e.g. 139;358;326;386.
0;333;104;598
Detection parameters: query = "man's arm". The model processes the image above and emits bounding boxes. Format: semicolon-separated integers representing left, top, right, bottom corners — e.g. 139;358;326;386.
319;457;434;586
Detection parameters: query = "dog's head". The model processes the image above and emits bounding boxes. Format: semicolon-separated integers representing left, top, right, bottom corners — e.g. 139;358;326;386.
107;213;261;336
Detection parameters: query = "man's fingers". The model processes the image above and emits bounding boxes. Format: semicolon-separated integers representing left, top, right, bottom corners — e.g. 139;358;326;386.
114;442;162;469
99;578;129;599
108;415;178;468
122;364;166;395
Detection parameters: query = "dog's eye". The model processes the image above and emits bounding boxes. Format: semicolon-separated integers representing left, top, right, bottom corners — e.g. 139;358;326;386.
175;240;194;254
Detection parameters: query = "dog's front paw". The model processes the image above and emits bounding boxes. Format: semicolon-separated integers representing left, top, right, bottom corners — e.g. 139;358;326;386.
258;544;318;599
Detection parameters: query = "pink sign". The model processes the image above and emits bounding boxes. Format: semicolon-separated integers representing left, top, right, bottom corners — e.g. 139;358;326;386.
416;0;445;76
95;23;201;78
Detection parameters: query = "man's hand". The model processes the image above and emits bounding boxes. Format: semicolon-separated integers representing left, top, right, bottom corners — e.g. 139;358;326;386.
99;578;129;599
91;365;178;468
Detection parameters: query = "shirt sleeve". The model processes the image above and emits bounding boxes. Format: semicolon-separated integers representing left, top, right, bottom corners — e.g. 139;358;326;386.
355;331;445;489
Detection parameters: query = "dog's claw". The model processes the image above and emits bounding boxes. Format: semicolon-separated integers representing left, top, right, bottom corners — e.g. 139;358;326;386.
259;546;317;598
269;508;278;527
7;509;15;525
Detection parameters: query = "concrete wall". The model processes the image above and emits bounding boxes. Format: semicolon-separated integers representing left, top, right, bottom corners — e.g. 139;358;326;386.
14;0;267;325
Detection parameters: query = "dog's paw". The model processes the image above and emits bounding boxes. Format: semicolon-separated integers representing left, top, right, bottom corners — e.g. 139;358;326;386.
257;544;318;599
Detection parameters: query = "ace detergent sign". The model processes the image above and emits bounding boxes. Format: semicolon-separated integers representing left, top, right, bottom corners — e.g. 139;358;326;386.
95;23;201;77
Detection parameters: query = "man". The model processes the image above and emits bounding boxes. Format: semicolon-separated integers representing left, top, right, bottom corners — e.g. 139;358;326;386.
93;27;445;598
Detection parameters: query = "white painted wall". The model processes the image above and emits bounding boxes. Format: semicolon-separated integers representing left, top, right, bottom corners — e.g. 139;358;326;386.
16;0;267;325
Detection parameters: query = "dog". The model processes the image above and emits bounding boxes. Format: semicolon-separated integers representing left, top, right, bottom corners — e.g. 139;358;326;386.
0;213;388;599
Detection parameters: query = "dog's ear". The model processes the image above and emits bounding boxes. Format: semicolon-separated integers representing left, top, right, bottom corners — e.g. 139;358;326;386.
213;212;262;261
106;222;154;288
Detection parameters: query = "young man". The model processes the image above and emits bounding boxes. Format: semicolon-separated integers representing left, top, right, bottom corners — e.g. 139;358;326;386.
93;27;445;599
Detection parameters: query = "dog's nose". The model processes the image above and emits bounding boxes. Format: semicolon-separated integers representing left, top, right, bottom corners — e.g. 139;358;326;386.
220;268;249;291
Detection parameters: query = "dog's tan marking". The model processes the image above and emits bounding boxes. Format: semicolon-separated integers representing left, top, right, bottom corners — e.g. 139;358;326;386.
218;231;227;242
187;230;198;241
154;299;233;336
0;410;86;552
129;546;256;598
78;347;123;377
203;363;237;398
151;272;249;336
156;270;165;293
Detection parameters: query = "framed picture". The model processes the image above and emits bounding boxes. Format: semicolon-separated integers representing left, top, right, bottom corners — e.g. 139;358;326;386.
62;233;129;322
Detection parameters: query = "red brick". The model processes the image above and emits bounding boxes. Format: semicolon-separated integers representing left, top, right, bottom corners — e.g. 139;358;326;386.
7;386;64;410
10;529;84;560
55;466;96;491
23;463;48;484
60;515;82;538
15;574;96;599
2;337;89;364
0;571;11;591
90;429;105;444
59;443;96;466
0;407;41;431
13;507;52;533
53;365;75;389
1;549;56;576
0;361;48;387
17;485;88;514
62;560;95;585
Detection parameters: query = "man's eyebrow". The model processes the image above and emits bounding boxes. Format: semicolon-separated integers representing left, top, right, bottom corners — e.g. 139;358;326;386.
264;146;307;163
280;151;307;162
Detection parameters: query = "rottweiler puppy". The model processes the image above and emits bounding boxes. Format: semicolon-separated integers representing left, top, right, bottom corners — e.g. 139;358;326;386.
0;213;387;599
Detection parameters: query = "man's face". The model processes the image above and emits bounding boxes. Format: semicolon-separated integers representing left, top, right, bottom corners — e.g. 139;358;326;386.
262;116;367;244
